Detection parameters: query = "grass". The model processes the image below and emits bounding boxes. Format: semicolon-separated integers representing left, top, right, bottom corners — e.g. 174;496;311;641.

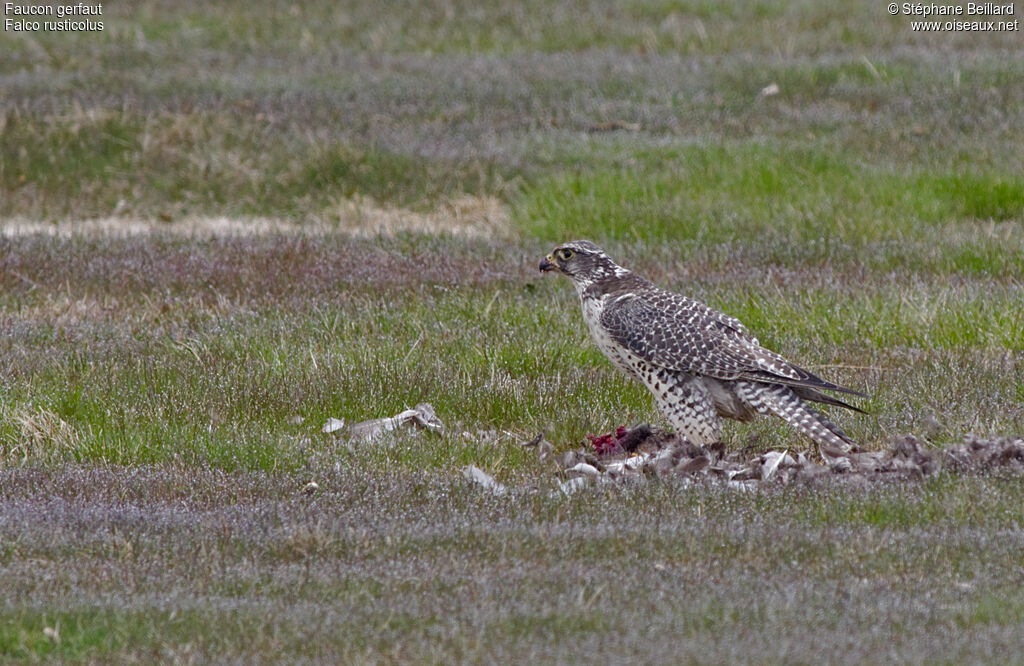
2;0;1024;662
4;467;1024;662
0;109;504;220
517;141;1024;274
1;236;1020;468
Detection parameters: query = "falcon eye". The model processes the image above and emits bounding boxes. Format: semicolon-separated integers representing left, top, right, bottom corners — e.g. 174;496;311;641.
557;248;575;261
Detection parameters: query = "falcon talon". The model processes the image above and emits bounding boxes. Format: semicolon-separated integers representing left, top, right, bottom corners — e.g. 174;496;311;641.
539;240;867;455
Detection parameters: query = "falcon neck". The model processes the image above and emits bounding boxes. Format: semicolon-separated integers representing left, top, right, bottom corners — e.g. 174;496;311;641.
576;268;645;299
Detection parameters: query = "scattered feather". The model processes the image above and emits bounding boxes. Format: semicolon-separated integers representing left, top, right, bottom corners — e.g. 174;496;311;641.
463;465;507;495
321;418;345;434
521;431;553;462
558;476;590;496
463;424;1024;498
566;462;601;478
760;450;789;481
324;403;443;442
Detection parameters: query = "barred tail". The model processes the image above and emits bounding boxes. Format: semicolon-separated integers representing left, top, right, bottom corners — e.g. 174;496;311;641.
737;382;854;455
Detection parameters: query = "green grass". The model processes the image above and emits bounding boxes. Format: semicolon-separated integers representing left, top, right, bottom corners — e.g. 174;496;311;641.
2;0;1024;662
0;110;503;220
1;236;1020;472
516;141;1024;274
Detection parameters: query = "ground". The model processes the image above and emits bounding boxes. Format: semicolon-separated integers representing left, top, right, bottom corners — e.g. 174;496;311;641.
1;1;1023;662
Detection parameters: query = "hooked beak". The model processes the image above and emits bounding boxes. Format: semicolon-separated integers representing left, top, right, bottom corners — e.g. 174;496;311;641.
539;254;557;273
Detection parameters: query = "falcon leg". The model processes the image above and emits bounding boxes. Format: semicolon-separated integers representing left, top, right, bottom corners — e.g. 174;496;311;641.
651;372;721;446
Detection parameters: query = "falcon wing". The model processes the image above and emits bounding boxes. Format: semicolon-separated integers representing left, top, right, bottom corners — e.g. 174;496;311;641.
600;289;864;398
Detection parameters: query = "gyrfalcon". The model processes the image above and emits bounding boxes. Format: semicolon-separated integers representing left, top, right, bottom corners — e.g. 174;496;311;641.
540;240;866;455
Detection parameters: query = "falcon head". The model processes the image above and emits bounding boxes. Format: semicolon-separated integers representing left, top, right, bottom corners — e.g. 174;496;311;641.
539;240;625;286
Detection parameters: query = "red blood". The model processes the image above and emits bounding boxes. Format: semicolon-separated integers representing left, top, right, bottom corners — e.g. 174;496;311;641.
588;427;628;456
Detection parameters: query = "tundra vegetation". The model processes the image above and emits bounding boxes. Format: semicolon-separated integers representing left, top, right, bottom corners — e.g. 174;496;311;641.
1;1;1023;662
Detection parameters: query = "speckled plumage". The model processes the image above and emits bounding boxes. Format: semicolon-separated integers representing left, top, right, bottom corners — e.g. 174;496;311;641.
540;240;865;452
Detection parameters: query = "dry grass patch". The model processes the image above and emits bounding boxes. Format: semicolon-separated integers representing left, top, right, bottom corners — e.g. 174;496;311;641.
0;195;510;239
0;405;80;465
331;194;511;237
